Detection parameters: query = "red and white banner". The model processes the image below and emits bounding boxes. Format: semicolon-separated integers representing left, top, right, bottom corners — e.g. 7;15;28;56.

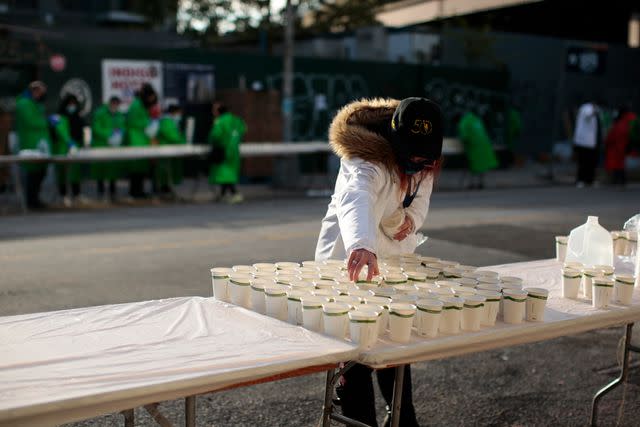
101;59;163;108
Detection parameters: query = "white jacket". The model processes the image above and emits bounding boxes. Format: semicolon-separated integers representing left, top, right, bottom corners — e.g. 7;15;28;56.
315;158;433;260
314;98;434;261
573;103;599;149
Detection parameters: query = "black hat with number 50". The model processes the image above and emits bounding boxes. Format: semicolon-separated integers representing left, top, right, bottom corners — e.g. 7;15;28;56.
390;97;443;164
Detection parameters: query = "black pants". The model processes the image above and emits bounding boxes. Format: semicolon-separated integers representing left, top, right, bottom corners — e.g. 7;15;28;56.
220;183;236;196
611;169;626;186
58;182;80;198
129;174;147;198
97;180;117;197
338;363;419;427
25;169;46;209
575;146;598;185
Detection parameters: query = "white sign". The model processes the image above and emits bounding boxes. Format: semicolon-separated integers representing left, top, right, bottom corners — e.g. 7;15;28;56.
101;59;163;108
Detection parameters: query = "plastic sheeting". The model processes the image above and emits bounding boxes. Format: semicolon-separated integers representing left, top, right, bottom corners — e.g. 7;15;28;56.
359;259;640;368
0;297;358;427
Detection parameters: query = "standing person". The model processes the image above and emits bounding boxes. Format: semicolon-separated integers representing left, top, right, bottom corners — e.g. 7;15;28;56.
15;81;50;209
573;100;602;187
50;94;83;206
604;106;636;187
126;83;159;199
91;96;125;202
457;110;498;189
154;104;186;195
316;97;443;427
208;102;247;204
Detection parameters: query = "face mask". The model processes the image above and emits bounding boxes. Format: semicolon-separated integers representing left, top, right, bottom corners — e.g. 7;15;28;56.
67;105;77;114
402;158;433;175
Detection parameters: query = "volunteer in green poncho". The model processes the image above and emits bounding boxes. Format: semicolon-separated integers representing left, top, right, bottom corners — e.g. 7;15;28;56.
457;110;498;189
208;102;247;204
126;83;159;199
50;94;84;206
154;104;186;195
15;81;50;209
91;96;125;201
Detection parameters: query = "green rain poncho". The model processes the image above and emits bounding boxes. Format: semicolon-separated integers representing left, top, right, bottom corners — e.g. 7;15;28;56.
91;104;125;181
457;112;498;174
155;116;186;186
208;112;247;185
14;93;50;172
125;98;152;174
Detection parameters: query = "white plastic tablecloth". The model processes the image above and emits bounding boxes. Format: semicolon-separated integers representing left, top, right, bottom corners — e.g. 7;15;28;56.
0;297;358;426
359;259;640;368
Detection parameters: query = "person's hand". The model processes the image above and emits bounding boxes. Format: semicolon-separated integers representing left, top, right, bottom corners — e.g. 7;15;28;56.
393;215;415;241
347;248;379;282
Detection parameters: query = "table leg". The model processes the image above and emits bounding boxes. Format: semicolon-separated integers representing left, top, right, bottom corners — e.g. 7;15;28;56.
590;323;634;426
121;408;134;427
185;395;196;427
389;364;406;427
321;368;335;427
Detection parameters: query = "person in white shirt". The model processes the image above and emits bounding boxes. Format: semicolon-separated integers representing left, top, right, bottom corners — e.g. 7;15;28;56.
573;101;602;187
316;97;443;427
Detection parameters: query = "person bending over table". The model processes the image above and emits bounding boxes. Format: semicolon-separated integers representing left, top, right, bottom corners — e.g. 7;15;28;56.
315;97;443;427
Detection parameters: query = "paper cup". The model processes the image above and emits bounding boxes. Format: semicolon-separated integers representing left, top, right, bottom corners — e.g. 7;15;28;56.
323;259;346;269
582;268;602;299
503;289;528;324
264;285;288;321
476;290;501;326
322;302;351;339
289;280;315;292
253;263;277;272
429;287;456;298
614;275;635;305
439;296;464;334
456;278;478;288
416;298;443;337
415;282;438;294
314;278;338;290
383;274;409;286
476;270;500;279
555;236;568;262
564;261;584;270
287;290;307;325
501;282;524;291
442;267;463;279
275;261;300;270
462;295;486;331
349;309;379;349
228;274;252;308
438;260;460;268
420;256;441;264
388;303;416;343
252;271;276;280
594;265;615;278
501;276;524;287
232;265;256;274
275;275;300;286
349;289;375;299
435;280;462;289
302;260;322;268
561;268;582;299
301;295;329;332
525;287;549;322
250;279;271;314
423;268;441;282
454;287;477;298
373;286;397;299
211;267;232;302
477;283;502;292
477;276;501;286
364;296;391;334
592;278;614;309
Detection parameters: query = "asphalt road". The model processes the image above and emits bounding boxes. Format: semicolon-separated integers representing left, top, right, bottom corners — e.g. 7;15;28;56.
1;185;639;426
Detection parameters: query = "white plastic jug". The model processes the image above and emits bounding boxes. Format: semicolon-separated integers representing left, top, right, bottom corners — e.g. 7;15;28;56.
565;216;613;267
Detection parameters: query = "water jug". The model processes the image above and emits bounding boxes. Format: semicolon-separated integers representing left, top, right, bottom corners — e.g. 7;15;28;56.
565;216;613;267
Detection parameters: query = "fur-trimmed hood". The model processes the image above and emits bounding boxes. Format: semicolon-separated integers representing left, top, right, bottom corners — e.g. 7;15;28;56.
329;98;399;171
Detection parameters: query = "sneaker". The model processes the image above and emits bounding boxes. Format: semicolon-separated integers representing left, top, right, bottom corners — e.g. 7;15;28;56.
227;193;244;204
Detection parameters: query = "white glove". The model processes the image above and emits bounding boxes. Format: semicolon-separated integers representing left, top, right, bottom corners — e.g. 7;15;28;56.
144;120;159;139
37;139;51;155
108;130;123;147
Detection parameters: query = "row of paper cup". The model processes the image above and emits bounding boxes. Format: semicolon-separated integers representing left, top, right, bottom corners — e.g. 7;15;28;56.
561;263;636;307
211;266;548;349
